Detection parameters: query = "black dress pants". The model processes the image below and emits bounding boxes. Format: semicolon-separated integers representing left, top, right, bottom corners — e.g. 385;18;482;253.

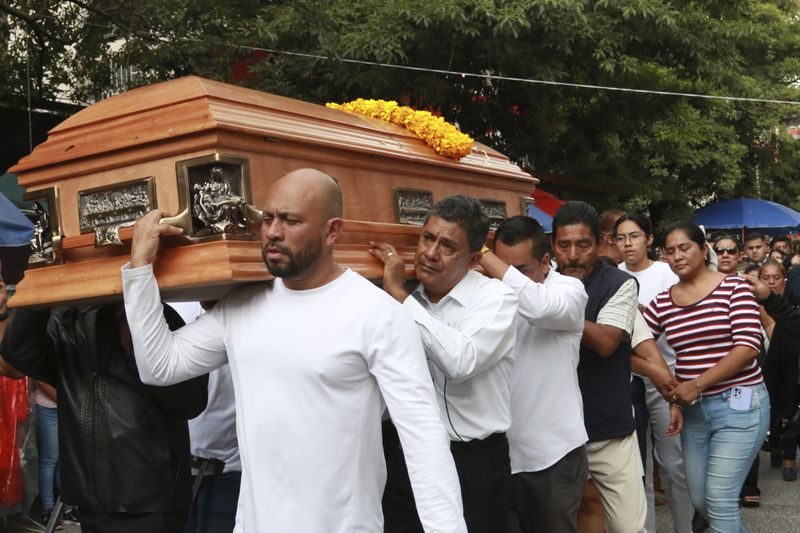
382;420;511;533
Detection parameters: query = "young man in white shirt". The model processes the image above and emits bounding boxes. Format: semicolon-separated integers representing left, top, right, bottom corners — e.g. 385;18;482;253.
122;169;466;533
478;215;589;533
370;195;518;533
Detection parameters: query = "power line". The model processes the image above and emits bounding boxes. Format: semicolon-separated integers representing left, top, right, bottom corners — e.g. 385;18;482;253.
238;45;800;106
13;9;800;107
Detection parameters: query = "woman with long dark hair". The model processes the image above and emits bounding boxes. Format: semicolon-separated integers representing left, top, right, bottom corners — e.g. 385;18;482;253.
643;221;769;532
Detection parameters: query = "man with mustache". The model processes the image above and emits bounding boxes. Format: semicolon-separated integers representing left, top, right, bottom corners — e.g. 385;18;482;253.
122;168;466;533
551;202;646;533
371;195;518;533
478;215;589;533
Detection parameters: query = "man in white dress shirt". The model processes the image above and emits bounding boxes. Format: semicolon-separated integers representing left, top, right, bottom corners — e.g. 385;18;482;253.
371;195;518;533
122;169;466;533
479;215;589;533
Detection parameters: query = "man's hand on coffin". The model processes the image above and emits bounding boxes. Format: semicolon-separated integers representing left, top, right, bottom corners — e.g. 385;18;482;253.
131;209;184;268
369;241;409;303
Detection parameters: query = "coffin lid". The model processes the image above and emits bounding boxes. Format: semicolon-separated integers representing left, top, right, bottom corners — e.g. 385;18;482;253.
10;76;535;185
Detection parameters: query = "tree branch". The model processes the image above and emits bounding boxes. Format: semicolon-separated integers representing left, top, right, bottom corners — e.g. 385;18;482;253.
62;0;156;41
0;1;49;48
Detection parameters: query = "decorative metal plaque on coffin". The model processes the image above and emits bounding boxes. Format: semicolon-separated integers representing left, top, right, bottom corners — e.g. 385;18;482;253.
480;199;507;231
78;178;156;246
23;187;62;266
394;188;433;226
167;154;260;240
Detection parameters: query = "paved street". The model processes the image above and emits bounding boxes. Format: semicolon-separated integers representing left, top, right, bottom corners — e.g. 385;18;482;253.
2;448;799;532
656;450;800;531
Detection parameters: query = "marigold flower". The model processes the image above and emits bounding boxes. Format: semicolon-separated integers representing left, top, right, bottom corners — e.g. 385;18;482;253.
326;99;473;159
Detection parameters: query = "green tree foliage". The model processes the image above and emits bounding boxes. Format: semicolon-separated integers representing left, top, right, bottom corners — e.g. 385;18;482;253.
2;0;800;218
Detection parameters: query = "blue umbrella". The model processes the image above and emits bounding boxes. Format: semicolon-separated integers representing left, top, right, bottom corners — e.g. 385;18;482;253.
0;192;34;284
693;198;800;230
526;204;553;233
0;192;33;246
0;173;32;209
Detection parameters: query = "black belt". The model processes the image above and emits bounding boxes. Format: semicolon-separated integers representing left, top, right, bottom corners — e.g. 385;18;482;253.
450;432;506;452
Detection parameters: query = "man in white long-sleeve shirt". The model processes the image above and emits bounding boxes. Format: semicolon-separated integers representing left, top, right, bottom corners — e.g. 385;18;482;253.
481;215;589;533
371;195;518;533
122;168;466;533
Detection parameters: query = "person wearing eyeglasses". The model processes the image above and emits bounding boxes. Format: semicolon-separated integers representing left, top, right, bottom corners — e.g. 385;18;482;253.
711;235;743;275
613;213;692;533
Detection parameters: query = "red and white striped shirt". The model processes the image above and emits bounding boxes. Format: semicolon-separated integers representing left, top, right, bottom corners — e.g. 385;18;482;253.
644;275;763;396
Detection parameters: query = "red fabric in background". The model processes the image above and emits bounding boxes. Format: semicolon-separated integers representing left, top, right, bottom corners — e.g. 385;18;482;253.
532;188;565;217
0;377;28;508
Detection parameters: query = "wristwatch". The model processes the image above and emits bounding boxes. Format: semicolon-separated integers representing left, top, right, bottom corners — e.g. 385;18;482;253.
0;311;9;322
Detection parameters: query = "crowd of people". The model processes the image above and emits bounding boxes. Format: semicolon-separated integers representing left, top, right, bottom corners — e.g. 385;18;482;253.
0;166;797;533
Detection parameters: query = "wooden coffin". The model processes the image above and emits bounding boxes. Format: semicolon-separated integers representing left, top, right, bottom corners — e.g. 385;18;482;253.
9;76;536;307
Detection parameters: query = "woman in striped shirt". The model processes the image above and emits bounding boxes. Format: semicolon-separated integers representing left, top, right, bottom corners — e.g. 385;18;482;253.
644;221;769;533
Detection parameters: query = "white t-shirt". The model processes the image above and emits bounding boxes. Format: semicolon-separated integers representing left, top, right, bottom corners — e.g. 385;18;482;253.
619;260;679;308
503;268;589;472
122;266;465;533
620;260;679;367
403;269;518;441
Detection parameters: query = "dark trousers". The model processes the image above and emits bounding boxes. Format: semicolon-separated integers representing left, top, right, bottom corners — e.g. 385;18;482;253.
631;376;648;468
81;509;188;533
782;434;800;460
184;471;242;533
382;420;423;533
382;420;511;533
508;446;588;533
768;430;800;460
767;384;800;461
740;454;760;498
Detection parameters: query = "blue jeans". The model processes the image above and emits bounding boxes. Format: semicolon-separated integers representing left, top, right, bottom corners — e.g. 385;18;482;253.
681;383;769;533
36;405;59;513
183;471;241;533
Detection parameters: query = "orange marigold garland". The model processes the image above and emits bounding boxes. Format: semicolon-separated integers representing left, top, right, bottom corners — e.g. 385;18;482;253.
326;99;473;160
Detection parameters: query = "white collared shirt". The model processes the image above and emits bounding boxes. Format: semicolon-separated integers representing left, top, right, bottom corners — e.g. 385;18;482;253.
122;266;466;533
402;269;518;441
502;267;589;472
